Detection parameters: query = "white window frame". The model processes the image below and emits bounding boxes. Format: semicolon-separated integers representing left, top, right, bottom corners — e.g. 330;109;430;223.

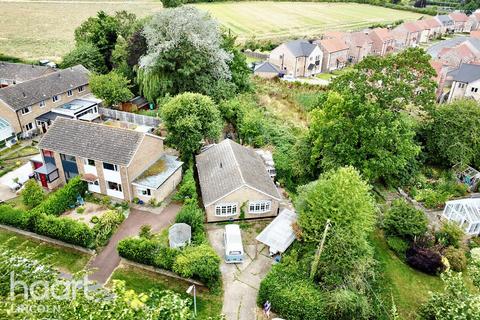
103;162;119;171
78;86;84;93
248;200;272;214
84;158;95;166
39;100;46;108
20;106;32;115
215;203;238;217
88;180;99;186
24;122;34;131
52;95;60;103
67;90;73;97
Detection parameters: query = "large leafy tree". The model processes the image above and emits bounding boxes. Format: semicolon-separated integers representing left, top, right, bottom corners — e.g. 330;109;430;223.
330;47;436;113
90;71;133;107
309;91;420;184
74;11;137;71
137;6;248;102
160;92;222;161
296;166;375;243
424;99;480;168
60;43;107;74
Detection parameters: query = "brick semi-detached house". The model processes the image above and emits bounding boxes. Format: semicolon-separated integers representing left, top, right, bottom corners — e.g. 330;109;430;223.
0;65;90;138
0;62;55;88
34;118;183;203
368;28;395;56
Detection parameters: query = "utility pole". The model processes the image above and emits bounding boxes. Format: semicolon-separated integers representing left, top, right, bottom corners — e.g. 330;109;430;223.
310;219;331;281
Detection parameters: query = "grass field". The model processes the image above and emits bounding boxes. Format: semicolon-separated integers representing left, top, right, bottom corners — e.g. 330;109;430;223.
0;229;91;273
0;0;425;61
110;266;223;319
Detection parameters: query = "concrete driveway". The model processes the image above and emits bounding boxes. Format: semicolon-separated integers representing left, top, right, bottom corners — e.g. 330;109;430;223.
88;203;181;284
207;223;273;320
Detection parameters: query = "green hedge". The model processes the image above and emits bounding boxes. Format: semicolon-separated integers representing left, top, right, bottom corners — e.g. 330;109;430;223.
258;263;325;320
117;238;159;265
30;177;87;216
0;205;95;248
0;205;31;230
118;238;220;287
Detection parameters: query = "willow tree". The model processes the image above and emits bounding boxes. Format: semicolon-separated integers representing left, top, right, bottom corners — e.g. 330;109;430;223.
138;7;233;102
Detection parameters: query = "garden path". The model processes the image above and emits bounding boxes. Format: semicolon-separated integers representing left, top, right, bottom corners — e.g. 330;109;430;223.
87;204;180;284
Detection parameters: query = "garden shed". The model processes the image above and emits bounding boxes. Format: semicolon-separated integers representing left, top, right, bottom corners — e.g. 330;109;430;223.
442;198;480;235
256;208;297;255
168;223;191;248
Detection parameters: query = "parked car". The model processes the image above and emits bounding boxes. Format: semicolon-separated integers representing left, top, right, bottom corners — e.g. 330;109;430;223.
224;224;244;263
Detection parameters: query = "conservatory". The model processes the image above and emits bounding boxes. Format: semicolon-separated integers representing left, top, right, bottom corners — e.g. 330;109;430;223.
442;198;480;235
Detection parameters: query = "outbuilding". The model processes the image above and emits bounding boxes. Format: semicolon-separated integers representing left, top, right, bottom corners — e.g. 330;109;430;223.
442;198;480;235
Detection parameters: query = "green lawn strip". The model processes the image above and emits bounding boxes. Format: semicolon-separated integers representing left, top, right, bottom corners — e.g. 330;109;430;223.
0;229;91;274
372;230;443;320
110;266;223;319
3;146;39;160
0;143;22;158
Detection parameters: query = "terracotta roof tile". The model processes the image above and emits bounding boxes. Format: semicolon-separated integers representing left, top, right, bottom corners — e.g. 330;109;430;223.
319;38;349;53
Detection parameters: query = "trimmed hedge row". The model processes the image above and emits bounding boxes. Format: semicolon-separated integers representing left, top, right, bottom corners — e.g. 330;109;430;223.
31;177;87;216
0;205;95;248
118;237;220;287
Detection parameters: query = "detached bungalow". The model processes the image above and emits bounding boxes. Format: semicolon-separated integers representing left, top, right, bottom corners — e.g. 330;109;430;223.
34;117;182;202
196;139;281;222
268;40;323;77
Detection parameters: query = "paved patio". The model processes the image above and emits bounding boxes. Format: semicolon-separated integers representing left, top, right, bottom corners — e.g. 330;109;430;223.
88;203;181;284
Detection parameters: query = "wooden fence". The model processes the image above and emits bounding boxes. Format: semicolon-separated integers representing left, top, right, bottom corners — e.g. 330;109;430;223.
99;108;161;128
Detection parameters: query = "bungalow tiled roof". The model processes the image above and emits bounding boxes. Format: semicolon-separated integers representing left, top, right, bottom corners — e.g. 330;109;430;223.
322;31;346;40
196;139;281;206
38;117;146;166
319;38;348;53
0;65;89;111
0;62;55;83
348;31;373;47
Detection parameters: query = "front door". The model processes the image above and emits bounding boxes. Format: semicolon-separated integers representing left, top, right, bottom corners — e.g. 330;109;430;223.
39;174;47;188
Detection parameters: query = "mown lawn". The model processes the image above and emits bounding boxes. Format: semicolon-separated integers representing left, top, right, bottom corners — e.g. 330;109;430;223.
0;229;91;273
372;230;444;320
110;266;223;319
1;0;425;61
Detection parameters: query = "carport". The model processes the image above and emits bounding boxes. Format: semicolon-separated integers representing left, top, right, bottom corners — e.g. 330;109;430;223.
255;208;297;255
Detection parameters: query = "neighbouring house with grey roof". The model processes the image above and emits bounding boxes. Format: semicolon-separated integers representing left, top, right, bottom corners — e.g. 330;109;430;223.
253;62;280;79
268;40;323;77
0;62;55;87
445;63;480;103
0;65;91;138
435;15;455;34
33;117;182;202
196;139;282;222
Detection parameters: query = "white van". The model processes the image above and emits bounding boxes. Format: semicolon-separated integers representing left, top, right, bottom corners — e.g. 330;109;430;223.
224;224;244;263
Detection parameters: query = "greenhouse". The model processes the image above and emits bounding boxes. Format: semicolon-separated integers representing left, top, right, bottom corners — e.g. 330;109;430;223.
442;198;480;235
